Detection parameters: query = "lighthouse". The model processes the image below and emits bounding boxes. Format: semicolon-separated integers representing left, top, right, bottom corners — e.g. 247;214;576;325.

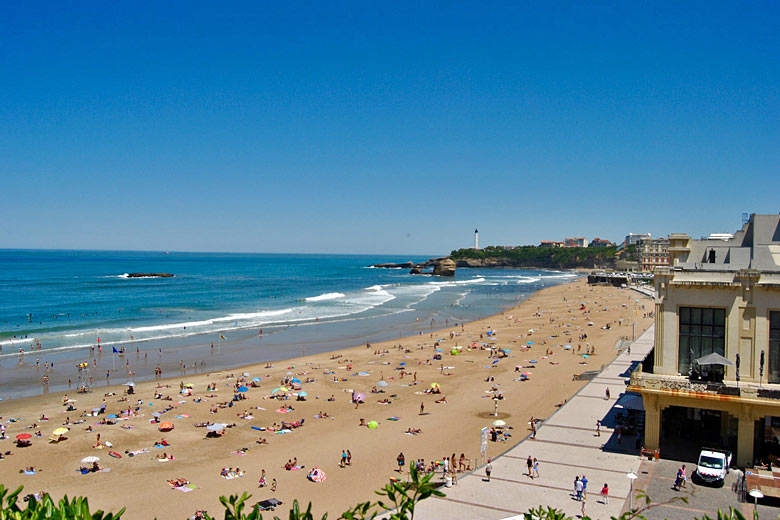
474;228;479;250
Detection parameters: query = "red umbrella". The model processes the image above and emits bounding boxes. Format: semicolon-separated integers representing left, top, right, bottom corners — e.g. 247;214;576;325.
16;433;32;440
159;422;174;432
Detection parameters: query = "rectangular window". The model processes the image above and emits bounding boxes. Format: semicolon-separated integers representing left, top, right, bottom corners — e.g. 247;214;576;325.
678;306;726;375
770;312;780;384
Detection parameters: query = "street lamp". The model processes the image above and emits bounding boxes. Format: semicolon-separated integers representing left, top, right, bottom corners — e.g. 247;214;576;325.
749;489;763;514
626;472;638;512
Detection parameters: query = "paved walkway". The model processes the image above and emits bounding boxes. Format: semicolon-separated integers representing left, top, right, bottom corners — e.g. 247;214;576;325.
416;326;655;519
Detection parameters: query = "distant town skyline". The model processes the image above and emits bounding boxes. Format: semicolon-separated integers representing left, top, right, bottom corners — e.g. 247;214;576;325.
1;3;778;255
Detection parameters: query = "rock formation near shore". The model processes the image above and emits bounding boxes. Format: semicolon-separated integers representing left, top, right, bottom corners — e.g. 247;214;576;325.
432;258;456;276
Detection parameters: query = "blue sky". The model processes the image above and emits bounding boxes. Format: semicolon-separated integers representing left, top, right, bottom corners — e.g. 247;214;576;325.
1;2;778;255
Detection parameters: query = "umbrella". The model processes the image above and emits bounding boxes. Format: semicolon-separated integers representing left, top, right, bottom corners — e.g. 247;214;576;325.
695;353;734;367
152;412;162;417
272;387;289;394
501;348;512;354
377;381;388;387
124;382;135;386
521;371;532;377
291;378;302;384
399;362;406;366
526;341;534;345
367;421;379;429
298;391;308;397
354;392;366;402
430;383;440;389
582;354;590;359
492;420;506;427
243;372;250;377
564;345;572;350
252;377;262;382
81;456;99;464
183;383;193;388
529;360;538;364
16;433;32;440
159;422;174;431
207;423;226;431
52;427;69;436
237;386;249;392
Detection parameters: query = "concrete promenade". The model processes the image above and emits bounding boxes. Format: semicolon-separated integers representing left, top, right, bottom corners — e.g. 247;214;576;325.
416;326;656;519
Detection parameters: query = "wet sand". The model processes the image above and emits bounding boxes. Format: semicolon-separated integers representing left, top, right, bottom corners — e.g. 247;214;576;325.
0;279;653;519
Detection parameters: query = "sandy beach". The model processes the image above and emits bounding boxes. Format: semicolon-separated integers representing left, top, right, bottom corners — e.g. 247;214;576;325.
0;278;653;519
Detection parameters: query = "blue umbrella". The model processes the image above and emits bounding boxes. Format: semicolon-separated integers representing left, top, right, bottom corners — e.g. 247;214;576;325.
107;414;118;419
252;377;262;382
529;360;538;364
526;341;534;345
298;391;308;397
291;378;302;384
399;362;406;366
502;348;512;353
237;386;249;392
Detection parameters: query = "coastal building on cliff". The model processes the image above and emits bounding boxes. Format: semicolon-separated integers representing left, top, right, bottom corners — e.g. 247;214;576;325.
564;237;587;247
629;213;780;467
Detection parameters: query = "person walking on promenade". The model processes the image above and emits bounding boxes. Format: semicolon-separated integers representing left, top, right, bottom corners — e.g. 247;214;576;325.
581;491;587;516
530;418;537;439
532;458;540;479
526;456;533;478
600;483;609;504
605;387;610;400
575;477;584;501
485;458;492;482
581;474;589;495
595;419;601;437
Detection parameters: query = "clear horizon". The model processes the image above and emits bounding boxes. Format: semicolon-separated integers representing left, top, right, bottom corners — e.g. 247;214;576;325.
1;2;778;254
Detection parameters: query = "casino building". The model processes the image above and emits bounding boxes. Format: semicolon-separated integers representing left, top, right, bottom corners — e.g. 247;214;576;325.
629;213;780;467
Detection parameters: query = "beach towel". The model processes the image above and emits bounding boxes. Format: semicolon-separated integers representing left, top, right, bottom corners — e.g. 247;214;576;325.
157;458;170;463
387;417;400;421
174;485;195;492
251;426;265;431
275;429;292;434
127;449;149;457
231;450;247;456
275;408;291;414
24;470;36;475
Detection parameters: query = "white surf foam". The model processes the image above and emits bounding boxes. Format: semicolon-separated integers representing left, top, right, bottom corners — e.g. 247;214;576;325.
305;292;346;302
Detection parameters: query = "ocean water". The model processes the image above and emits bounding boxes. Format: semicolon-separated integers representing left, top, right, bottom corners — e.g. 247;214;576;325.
0;250;577;398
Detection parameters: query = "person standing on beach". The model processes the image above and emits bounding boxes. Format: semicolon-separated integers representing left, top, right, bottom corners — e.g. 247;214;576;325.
347;450;352;466
596;419;601;437
419;402;424;415
397;452;405;472
340;450;347;468
526;456;533;477
532;458;539;479
485;458;492;482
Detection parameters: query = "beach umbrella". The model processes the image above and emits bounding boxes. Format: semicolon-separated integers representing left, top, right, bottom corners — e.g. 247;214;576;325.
430;382;440;390
354;392;366;402
564;345;572;350
52;427;69;436
81;456;99;464
16;433;32;440
272;387;289;394
521;371;532;377
298;391;308;397
526;341;534;345
377;381;388;387
367;420;379;429
107;414;118;419
237;386;249;392
492;420;506;428
528;329;535;333
152;412;162;417
183;383;193;388
529;360;538;364
159;422;174;431
399;362;406;366
291;378;302;384
582;354;590;359
252;377;262;382
207;423;226;431
243;372;250;377
124;382;135;387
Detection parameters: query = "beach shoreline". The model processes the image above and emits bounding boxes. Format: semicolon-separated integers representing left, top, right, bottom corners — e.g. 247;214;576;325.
0;279;654;519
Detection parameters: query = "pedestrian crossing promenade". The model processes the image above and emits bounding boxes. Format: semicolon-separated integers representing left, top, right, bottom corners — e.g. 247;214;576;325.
416;326;655;519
